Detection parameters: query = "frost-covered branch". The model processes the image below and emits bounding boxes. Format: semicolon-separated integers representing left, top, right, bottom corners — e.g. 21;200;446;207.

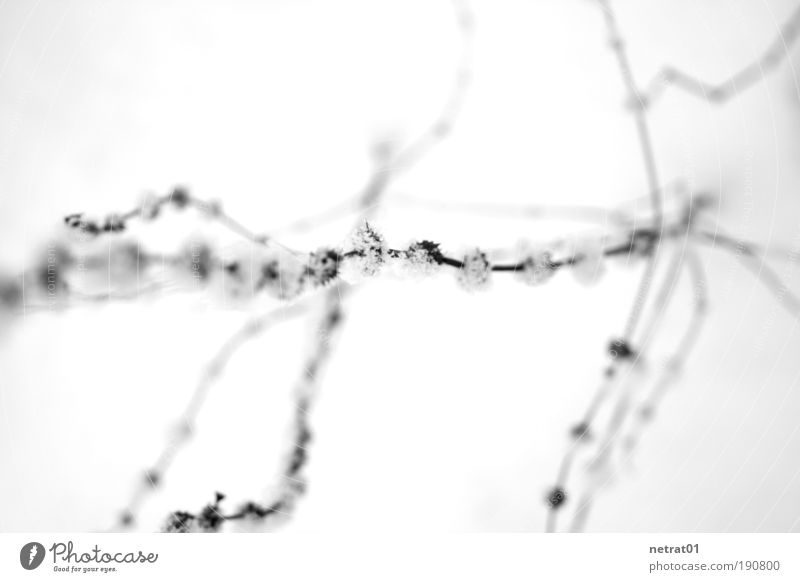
116;301;311;530
158;0;478;533
1;0;797;536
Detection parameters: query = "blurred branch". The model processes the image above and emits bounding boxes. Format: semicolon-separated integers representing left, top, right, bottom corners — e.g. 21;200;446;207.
158;0;478;532
115;300;310;530
695;229;800;320
637;5;800;110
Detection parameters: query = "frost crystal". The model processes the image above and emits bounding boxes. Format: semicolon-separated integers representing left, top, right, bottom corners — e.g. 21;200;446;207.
457;248;491;290
63;213;100;238
256;253;305;300
163;511;194;533
518;248;556;286
347;222;386;277
306;248;340;287
218;244;305;302
404;240;443;276
571;237;606;286
195;492;226;532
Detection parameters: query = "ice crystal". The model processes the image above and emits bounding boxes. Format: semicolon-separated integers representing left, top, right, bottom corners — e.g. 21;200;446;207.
347;222;386;277
404;240;443;276
306;248;340;287
457;248;491;291
518;246;556;286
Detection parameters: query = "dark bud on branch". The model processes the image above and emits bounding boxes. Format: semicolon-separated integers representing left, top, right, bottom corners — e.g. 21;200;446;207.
608;338;636;360
546;486;567;509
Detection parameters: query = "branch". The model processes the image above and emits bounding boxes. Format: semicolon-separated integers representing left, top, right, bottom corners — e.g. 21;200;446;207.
637;5;800;110
114;301;309;530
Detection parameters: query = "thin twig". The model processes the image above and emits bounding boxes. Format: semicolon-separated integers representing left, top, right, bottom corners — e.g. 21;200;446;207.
637;5;800;110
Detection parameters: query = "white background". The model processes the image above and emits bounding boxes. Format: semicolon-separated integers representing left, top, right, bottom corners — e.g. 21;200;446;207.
1;0;800;532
